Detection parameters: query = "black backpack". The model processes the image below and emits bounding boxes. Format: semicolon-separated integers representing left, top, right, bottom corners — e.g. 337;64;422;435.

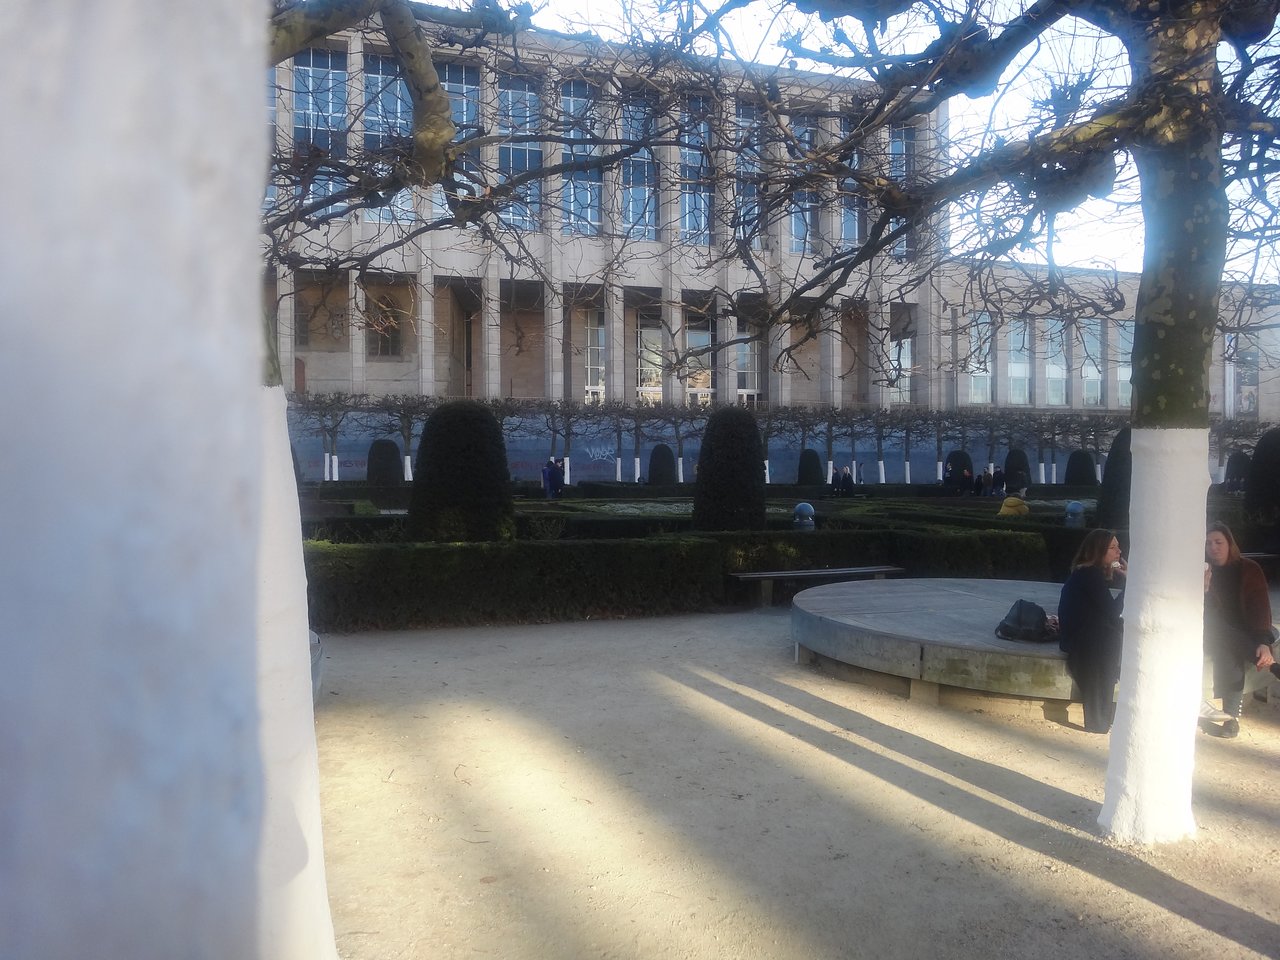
995;598;1053;643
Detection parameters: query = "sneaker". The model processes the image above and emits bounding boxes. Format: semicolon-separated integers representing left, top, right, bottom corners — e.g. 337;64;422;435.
1199;700;1231;722
1221;718;1240;739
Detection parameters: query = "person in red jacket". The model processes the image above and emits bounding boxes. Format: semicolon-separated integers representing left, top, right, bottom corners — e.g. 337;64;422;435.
1204;522;1278;737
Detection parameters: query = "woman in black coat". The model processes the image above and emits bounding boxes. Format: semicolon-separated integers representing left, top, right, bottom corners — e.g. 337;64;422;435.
1058;528;1127;734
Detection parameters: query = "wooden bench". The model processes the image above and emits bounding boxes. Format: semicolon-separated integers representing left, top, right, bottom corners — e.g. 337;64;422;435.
731;565;906;607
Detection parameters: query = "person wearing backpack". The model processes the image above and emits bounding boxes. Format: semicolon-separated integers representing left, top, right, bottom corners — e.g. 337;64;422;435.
1058;529;1127;734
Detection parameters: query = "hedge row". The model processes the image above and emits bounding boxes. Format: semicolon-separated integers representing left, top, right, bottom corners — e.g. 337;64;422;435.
305;525;1053;629
305;538;724;630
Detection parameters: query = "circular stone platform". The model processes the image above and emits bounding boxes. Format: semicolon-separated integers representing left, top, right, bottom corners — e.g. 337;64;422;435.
791;578;1073;704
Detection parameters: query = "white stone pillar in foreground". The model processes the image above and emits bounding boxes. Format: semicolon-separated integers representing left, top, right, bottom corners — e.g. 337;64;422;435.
1;3;298;957
257;387;339;959
1100;428;1207;843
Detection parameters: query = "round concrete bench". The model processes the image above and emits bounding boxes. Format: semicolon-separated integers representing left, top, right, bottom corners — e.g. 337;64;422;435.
791;578;1073;713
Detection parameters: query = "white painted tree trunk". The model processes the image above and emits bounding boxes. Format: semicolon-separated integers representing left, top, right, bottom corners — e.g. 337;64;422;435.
678;457;685;482
826;460;834;484
616;456;623;482
904;460;911;484
1099;428;1207;843
936;460;944;482
764;459;771;483
331;454;340;481
403;454;413;482
257;387;339;959
633;456;641;482
1;1;270;954
562;456;571;485
877;460;886;483
1038;461;1046;484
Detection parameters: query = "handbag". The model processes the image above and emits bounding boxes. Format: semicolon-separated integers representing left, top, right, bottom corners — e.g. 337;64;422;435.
995;598;1054;643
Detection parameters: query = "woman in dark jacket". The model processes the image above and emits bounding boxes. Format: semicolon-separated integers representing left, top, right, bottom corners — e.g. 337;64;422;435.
1058;528;1127;733
1204;521;1278;737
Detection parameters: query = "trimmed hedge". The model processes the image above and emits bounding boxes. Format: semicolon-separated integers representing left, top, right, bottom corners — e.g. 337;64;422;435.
306;538;724;630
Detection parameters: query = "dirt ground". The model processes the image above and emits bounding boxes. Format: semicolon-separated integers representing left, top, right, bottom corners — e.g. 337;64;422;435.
314;609;1280;960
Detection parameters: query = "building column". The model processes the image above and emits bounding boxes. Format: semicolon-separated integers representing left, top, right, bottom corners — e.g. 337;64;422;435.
819;319;842;407
606;280;626;401
768;322;791;407
715;296;734;405
275;265;297;391
417;273;436;396
349;272;366;394
480;256;503;398
545;281;565;400
662;293;681;404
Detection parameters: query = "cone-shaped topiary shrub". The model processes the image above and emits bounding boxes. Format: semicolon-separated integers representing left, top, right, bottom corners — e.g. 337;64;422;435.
407;400;514;542
944;450;974;492
692;406;766;531
1224;449;1250;488
1095;428;1131;530
1064;449;1098;486
1003;449;1032;491
1245;427;1280;549
366;438;403;486
648;443;678;485
796;448;825;485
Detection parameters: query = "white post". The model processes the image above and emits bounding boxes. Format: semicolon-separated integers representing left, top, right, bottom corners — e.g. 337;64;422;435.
403;454;413;482
1;3;287;956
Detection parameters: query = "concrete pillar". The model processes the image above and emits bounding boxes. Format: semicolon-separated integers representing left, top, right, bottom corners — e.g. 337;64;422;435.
605;280;626;401
545;281;565;400
276;266;297;391
349;272;367;393
417;274;437;396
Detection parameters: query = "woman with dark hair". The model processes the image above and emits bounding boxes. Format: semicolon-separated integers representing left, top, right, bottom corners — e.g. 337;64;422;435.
1058;528;1127;733
1204;521;1278;737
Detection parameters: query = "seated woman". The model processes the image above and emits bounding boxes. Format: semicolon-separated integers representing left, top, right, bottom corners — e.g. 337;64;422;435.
1058;529;1127;734
1203;522;1278;738
997;488;1029;517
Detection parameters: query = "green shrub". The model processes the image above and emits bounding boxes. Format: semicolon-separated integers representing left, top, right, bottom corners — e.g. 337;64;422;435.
797;448;825;485
1095;428;1131;530
944;450;974;492
1064;449;1098;486
305;538;723;629
648;443;678;485
407;400;514;542
1224;449;1250;488
1245;427;1280;549
366;438;403;486
1003;449;1032;491
692;407;766;530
